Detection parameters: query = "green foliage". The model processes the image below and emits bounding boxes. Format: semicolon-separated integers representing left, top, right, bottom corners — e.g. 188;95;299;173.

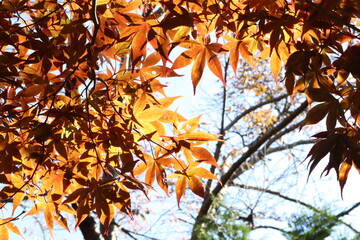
284;209;347;240
193;197;251;240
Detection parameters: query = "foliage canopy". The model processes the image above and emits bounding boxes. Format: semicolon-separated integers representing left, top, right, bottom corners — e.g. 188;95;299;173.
1;0;360;237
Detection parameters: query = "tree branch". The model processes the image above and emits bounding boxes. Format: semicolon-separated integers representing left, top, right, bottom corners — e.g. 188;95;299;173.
232;184;360;234
205;57;230;195
206;93;289;194
336;201;360;218
192;101;308;238
253;225;289;234
232;184;320;213
230;139;313;182
224;94;288;132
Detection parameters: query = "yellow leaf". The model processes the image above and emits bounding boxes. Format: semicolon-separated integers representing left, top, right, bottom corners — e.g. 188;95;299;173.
133;162;148;175
206;47;224;84
136;107;165;122
44;204;54;230
270;51;281;83
150;121;166;137
172;47;202;70
180;116;201;133
133;92;147;113
6;222;23;238
54;213;70;232
156;158;187;170
96;0;110;5
145;163;156;185
131;23;149;65
76;198;92;228
158;96;182;108
172;26;191;42
24;203;46;218
102;9;113;18
339;160;352;193
0;224;9;240
177;132;222;141
159;110;187;123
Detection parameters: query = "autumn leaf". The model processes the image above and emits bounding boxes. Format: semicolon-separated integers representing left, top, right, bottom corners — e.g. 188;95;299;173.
133;153;169;194
339;159;352;196
169;163;219;206
175;175;187;207
96;0;110;5
188;176;205;198
3;0;360;235
136;106;166;122
0;219;23;240
176;132;222;142
270;51;281;83
300;103;331;129
190;146;220;168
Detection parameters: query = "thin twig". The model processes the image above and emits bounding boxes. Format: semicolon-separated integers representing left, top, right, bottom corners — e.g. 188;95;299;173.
0;211;26;226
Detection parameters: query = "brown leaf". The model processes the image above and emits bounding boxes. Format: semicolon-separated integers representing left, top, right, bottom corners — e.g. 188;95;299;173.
301;103;330;129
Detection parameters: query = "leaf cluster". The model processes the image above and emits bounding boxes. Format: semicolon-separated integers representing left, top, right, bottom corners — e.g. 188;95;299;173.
2;0;360;236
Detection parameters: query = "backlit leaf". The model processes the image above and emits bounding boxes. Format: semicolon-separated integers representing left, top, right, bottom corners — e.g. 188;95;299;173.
190;167;220;181
136;107;165;122
190;147;220;168
0;224;9;240
177;132;222;141
96;0;110;5
175;176;187;207
188;176;204;198
339;160;352;195
270;51;281;83
191;48;206;93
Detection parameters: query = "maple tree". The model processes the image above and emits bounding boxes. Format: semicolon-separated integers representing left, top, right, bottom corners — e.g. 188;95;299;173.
2;0;360;238
189;59;360;239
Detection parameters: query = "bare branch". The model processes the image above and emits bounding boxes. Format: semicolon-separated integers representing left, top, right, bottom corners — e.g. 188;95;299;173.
206;93;290;193
230;139;314;182
336;201;360;218
232;184;360;234
192;101;308;237
224;94;288;132
232;184;319;212
0;211;25;227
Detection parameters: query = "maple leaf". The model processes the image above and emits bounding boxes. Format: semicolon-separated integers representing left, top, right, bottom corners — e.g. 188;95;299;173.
171;39;225;93
168;162;219;207
0;220;23;240
3;0;360;236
